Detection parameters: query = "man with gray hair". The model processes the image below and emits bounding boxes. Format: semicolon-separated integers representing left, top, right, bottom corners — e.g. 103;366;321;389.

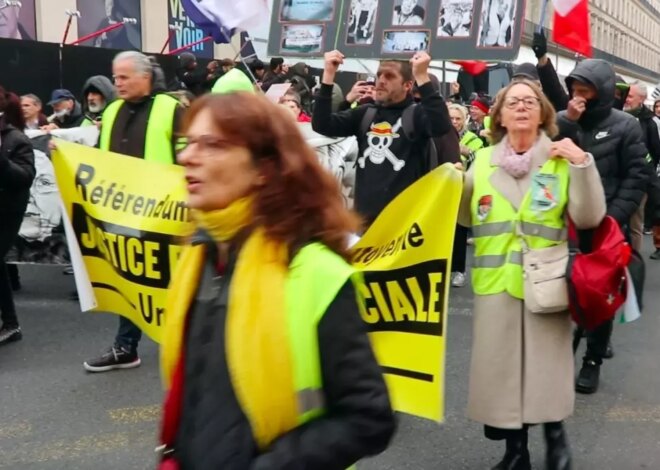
626;82;660;167
625;81;660;258
83;50;183;373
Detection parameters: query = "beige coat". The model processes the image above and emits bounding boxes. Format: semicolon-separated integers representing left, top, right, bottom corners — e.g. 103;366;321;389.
458;133;606;429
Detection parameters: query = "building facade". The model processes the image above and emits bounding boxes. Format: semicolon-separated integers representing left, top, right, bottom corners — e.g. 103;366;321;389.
524;0;660;86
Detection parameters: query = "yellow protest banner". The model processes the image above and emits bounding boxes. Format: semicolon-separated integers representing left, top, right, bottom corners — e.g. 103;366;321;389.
352;164;463;422
53;142;462;421
52;141;193;342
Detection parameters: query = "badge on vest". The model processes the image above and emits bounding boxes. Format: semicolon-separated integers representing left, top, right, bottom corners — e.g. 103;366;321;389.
531;173;559;212
478;195;493;221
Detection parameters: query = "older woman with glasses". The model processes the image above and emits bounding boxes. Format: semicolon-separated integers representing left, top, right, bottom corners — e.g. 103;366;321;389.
448;103;484;168
458;79;606;470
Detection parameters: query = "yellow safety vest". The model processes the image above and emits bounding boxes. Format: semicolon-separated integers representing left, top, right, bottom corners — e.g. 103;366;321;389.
460;131;484;152
470;146;570;299
285;242;360;469
99;94;179;164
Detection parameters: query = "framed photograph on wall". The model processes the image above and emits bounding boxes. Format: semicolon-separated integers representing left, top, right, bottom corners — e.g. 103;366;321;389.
280;0;335;22
280;24;325;55
346;0;380;45
76;0;142;50
437;0;475;38
382;29;431;54
391;0;427;26
476;0;517;48
0;0;36;40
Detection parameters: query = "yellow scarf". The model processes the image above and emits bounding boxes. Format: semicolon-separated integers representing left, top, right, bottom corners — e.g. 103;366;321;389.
161;197;298;450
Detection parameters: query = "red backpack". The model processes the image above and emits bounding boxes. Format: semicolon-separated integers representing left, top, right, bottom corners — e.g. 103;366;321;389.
566;216;631;331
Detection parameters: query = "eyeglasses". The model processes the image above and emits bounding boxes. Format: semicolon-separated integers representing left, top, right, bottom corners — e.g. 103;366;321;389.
176;135;233;157
504;96;541;110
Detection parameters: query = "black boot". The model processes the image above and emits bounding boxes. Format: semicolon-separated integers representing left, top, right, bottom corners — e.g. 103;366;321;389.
491;429;531;470
544;422;572;470
576;359;600;394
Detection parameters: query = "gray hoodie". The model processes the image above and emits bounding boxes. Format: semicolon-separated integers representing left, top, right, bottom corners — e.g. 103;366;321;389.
81;75;117;121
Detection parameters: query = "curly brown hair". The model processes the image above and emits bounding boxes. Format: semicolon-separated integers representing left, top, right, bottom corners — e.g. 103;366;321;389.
488;79;558;144
182;92;360;261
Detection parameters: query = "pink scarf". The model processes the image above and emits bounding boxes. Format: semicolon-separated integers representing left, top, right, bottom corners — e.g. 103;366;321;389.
499;138;534;178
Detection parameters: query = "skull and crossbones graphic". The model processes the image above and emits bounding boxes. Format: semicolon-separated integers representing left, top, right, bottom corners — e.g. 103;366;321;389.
358;119;406;171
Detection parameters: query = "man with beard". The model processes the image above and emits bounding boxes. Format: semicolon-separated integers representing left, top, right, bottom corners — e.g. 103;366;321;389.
81;75;117;127
557;59;650;395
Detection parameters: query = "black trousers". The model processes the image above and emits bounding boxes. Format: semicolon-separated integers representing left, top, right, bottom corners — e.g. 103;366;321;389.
485;422;564;440
0;211;23;327
452;225;469;273
583;319;613;365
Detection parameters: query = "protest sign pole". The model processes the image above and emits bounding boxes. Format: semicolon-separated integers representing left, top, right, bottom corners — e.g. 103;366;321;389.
537;0;550;33
69;18;137;46
62;10;80;45
168;36;214;55
161;25;181;54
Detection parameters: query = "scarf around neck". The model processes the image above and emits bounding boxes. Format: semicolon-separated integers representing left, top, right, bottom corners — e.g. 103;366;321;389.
162;195;298;450
499;136;537;179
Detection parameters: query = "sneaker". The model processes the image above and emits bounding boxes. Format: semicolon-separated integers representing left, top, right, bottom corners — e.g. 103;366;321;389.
467;237;474;246
575;359;600;394
0;325;22;345
451;272;467;288
62;266;74;275
83;346;141;373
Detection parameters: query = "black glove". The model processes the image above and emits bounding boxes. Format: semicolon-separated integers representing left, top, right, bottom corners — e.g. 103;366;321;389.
532;31;547;59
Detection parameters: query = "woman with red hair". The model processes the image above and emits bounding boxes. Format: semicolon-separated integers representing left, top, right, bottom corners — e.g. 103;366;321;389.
158;92;394;469
0;86;35;346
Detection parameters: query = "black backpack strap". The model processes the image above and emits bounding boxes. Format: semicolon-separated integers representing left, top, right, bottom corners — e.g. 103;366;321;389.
360;105;378;137
402;103;439;170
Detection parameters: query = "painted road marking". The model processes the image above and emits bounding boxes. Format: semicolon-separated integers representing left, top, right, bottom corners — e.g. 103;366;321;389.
0;432;142;467
0;421;31;439
108;404;161;424
605;405;660;423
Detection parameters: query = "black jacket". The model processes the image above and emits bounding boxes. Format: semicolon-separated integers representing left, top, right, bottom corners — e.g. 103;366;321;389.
312;82;451;224
629;105;660;166
0;124;35;214
54;100;86;129
175;240;395;469
537;59;570;112
557;59;651;225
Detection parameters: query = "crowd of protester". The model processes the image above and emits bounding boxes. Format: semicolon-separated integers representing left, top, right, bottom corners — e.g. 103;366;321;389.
1;33;660;468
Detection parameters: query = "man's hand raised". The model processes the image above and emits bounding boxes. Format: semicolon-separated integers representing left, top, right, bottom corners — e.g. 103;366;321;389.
322;50;345;85
410;51;431;86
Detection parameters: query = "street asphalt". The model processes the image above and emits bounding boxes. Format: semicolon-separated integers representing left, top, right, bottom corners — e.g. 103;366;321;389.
1;241;659;469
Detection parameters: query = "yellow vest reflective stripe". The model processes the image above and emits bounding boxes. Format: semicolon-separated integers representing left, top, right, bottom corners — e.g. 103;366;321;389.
285;243;359;470
470;146;569;298
99;95;179;164
286;243;356;421
460;131;484;152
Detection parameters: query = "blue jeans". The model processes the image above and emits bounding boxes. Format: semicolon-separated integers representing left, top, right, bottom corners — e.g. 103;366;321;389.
115;316;142;352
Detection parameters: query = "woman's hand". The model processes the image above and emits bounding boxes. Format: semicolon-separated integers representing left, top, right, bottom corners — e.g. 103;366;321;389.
454;162;464;171
550;138;588;166
460;144;471;156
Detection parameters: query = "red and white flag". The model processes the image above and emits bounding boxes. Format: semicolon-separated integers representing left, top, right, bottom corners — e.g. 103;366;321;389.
552;0;592;57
